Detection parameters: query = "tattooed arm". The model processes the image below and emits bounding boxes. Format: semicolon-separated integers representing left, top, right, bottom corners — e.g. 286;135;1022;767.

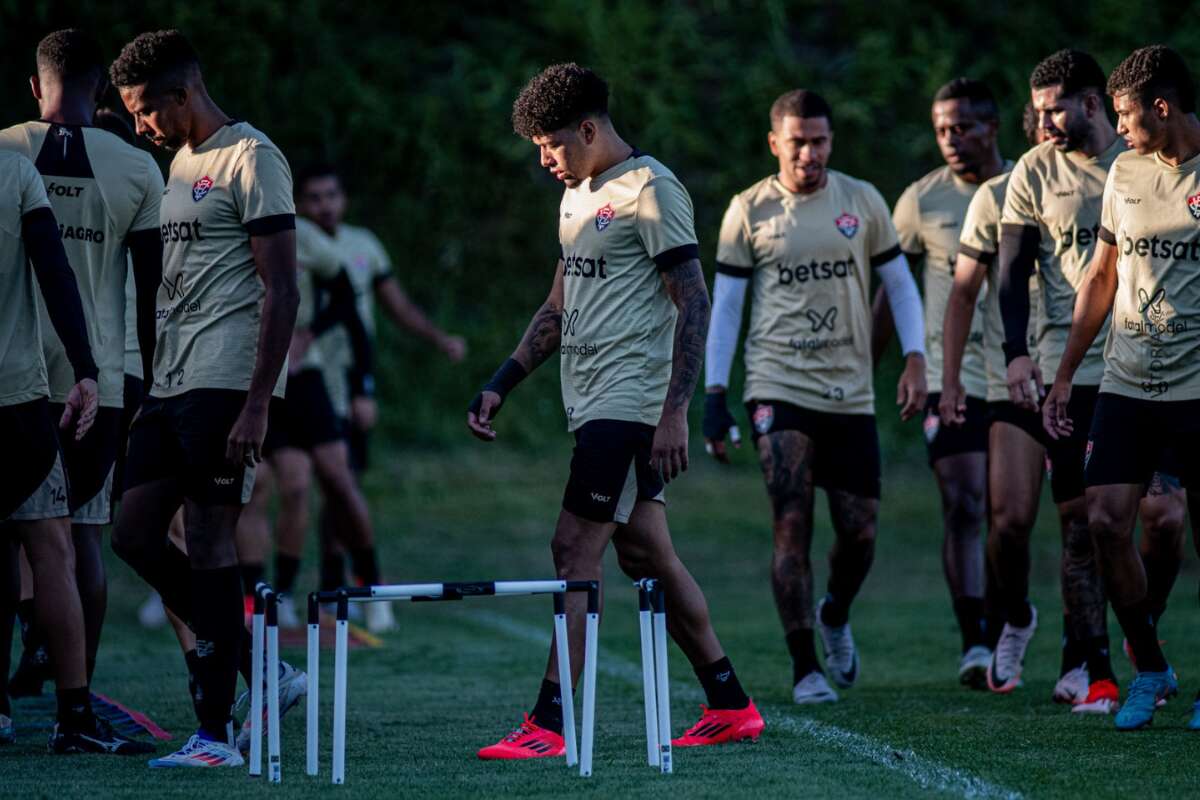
653;258;711;480
466;262;564;441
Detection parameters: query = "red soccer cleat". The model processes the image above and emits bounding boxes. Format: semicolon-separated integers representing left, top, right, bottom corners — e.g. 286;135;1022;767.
477;714;565;760
1071;679;1120;715
672;700;765;747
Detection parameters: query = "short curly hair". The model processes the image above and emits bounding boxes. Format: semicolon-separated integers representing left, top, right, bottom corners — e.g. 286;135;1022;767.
933;77;998;122
1030;49;1106;98
109;29;200;93
36;29;103;86
512;63;608;138
770;89;833;129
1107;45;1195;114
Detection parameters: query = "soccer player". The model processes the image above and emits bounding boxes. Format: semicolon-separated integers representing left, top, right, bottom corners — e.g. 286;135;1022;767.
0;148;149;754
1044;44;1200;731
467;63;763;757
996;49;1186;709
885;78;1010;684
0;29;164;691
704;89;927;702
108;30;305;767
293;165;466;603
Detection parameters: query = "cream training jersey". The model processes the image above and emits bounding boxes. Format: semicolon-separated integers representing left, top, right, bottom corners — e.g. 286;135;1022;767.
153;121;294;399
717;171;902;414
1098;149;1200;401
557;151;699;431
1001;138;1126;384
0;121;162;407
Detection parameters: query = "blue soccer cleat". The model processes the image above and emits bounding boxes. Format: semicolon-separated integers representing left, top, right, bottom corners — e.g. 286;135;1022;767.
1188;698;1200;732
1114;669;1178;731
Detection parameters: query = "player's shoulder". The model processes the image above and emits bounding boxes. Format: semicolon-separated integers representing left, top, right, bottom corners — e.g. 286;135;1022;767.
221;120;286;161
621;152;687;197
1013;140;1058;175
979;168;1014;200
905;164;955;198
729;174;780;211
83;126;160;175
339;222;384;248
829;169;888;208
0;147;38;180
0;120;42;155
1109;148;1151;177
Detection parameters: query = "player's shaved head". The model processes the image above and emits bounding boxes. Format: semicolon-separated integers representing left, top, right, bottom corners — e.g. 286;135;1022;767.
1108;45;1196;114
109;29;201;96
36;29;104;88
1030;49;1106;99
512;63;609;138
770;89;832;130
933;78;998;122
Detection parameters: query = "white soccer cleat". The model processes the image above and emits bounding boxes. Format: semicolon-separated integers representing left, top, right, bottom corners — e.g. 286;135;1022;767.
149;733;244;768
137;593;167;629
958;645;991;689
792;672;839;704
235;660;309;753
276;594;301;629
365;600;398;633
986;606;1038;693
1052;665;1090;705
816;597;859;688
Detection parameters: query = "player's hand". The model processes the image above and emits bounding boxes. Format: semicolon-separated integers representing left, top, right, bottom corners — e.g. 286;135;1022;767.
1006;355;1044;413
439;334;467;363
59;377;98;442
701;390;741;464
288;328;314;374
351;396;378;431
897;353;927;421
938;379;967;426
1042;378;1074;440
226;401;269;467
651;410;689;482
466;390;502;442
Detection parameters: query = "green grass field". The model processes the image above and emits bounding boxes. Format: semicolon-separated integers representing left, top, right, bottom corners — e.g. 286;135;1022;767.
4;442;1198;798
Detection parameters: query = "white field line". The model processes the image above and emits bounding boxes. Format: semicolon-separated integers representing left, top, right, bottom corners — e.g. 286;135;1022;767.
469;609;1023;800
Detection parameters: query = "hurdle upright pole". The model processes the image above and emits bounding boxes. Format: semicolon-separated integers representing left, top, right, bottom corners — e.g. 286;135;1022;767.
306;593;320;776
651;585;672;774
579;583;600;777
332;591;349;785
552;592;578;768
248;583;267;777
266;590;282;783
637;582;660;767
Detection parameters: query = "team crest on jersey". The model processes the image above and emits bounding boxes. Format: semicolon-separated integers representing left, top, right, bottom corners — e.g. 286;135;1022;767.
192;176;214;202
752;405;774;435
595;203;615;231
1188;191;1200;220
834;212;859;239
923;410;940;443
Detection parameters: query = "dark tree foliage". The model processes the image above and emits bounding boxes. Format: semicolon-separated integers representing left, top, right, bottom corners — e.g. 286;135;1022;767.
3;0;1198;455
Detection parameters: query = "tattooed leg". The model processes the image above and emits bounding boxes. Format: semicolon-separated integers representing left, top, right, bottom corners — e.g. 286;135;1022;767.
822;489;879;626
1137;472;1186;623
1059;496;1113;680
758;431;817;632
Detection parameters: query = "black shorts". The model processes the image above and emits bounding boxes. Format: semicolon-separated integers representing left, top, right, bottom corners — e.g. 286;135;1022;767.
48;402;121;524
263;369;343;457
922;393;989;465
745;399;881;499
0;398;68;522
124;388;256;505
1085;393;1200;490
988;399;1046;446
989;389;1088;503
562;419;665;524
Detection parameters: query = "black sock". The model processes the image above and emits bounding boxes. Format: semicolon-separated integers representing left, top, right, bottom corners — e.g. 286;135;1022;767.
349;547;380;586
191;566;244;738
1084;634;1115;683
952;596;986;651
819;594;849;627
529;679;563;734
1114;602;1167;673
56;685;94;732
786;629;821;683
184;649;203;717
320;552;345;592
274;554;301;594
1060;615;1086;675
240;562;264;598
1006;599;1033;629
696;656;750;710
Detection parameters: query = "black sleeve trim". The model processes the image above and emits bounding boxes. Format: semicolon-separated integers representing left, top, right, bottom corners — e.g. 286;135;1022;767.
126;227;163;386
653;243;700;271
244;213;296;236
1098;226;1116;245
957;243;995;265
22;207;98;383
869;244;903;268
715;261;754;278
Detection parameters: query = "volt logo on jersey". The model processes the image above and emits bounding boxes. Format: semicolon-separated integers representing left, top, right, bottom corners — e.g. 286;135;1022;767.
1187;191;1200;221
595;203;614;231
834;212;859;239
192;176;214;202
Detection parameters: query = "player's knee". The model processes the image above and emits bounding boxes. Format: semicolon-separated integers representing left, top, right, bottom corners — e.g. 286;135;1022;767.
1141;498;1187;539
276;474;311;510
550;532;600;577
771;508;809;544
991;501;1036;539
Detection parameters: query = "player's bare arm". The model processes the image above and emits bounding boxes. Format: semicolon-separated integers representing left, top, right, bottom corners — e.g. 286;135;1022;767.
997;223;1043;411
654;258;710;481
227;228;300;465
376;276;467;361
466;261;564;441
940;254;987;425
1043;239;1118;439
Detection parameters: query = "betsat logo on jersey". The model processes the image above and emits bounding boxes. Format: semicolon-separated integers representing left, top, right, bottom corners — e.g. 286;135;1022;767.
595;203;615;231
192;176;214;202
834;212;859;239
1188;191;1200;221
